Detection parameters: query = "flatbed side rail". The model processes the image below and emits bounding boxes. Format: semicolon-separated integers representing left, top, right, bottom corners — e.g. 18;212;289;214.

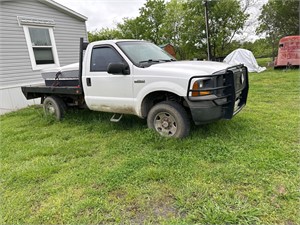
21;86;83;100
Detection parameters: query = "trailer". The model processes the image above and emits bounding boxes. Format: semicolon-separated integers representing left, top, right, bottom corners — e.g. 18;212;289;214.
274;35;300;68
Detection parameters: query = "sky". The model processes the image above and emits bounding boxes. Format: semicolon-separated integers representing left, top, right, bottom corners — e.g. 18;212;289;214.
54;0;267;41
55;0;147;31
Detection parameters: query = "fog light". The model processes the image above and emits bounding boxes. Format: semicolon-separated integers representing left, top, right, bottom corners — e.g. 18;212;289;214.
199;91;211;96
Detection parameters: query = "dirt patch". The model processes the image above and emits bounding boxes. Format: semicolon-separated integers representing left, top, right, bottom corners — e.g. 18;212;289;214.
127;193;183;224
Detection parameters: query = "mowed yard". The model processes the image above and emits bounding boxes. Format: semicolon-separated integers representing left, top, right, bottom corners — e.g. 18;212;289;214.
1;63;299;224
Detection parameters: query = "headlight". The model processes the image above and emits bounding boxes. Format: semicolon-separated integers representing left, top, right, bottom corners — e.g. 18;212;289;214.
191;79;212;97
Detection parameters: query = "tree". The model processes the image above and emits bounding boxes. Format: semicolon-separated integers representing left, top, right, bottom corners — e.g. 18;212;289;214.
208;0;249;57
88;28;122;42
138;0;167;44
180;0;206;59
180;0;249;59
88;0;250;60
117;17;144;39
256;0;300;59
88;0;167;44
161;0;186;58
257;0;299;37
241;39;273;58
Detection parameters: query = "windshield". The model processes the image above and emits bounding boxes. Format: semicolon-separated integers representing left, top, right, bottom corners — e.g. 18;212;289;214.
117;41;175;67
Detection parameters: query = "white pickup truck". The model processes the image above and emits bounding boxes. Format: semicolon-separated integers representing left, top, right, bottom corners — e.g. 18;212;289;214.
22;38;249;138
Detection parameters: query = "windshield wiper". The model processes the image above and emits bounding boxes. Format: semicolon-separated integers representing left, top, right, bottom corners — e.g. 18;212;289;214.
139;59;175;64
138;59;176;68
158;59;176;62
139;59;160;64
138;59;161;68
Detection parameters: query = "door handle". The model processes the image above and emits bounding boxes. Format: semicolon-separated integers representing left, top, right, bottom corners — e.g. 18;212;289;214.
86;78;91;86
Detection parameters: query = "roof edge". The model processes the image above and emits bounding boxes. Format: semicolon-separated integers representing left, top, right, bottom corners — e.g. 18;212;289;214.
38;0;88;21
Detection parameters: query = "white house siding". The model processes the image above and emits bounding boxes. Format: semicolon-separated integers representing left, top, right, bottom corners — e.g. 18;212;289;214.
0;0;87;114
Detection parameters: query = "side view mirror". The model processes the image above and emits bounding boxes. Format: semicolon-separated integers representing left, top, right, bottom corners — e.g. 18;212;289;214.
107;63;130;75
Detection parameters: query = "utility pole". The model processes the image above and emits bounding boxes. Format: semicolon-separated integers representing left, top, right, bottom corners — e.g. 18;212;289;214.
204;0;212;61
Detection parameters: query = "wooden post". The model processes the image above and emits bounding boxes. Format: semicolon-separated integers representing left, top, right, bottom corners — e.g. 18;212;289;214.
204;0;212;61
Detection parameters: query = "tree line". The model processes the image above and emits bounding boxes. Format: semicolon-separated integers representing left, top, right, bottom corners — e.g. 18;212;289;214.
88;0;299;60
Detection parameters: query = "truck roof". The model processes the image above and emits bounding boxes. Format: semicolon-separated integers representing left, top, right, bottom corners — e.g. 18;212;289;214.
91;39;145;46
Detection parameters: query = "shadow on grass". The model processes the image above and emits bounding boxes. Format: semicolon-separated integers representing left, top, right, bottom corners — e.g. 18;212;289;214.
63;108;146;131
190;116;254;139
31;106;255;143
5;106;254;144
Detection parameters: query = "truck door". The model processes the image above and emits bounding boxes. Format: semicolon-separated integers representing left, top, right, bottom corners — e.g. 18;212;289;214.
83;45;134;114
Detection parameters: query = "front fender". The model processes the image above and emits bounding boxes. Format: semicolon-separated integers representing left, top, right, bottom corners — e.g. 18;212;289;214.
134;81;187;117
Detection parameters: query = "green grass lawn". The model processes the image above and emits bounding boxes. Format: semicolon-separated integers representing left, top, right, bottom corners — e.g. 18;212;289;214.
1;67;299;224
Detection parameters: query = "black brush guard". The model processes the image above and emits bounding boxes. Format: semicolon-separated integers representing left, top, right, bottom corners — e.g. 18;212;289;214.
187;65;249;119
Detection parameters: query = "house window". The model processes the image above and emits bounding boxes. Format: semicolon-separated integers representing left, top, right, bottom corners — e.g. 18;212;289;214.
23;26;60;70
29;27;54;65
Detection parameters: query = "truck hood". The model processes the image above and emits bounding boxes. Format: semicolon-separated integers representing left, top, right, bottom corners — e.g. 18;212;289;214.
138;61;234;77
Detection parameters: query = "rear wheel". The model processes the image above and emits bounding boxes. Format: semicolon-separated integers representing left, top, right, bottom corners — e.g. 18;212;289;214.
43;96;66;120
147;101;190;138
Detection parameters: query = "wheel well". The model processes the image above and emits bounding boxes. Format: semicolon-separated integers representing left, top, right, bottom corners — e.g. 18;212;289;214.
141;91;190;118
41;95;84;107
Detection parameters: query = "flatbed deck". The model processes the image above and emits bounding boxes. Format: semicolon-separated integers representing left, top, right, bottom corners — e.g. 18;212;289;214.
21;85;83;100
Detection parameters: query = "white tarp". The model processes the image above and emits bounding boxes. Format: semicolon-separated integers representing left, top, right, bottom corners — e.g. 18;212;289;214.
223;48;266;73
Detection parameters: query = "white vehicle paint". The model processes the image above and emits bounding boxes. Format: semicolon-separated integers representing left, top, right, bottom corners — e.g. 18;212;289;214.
82;40;232;117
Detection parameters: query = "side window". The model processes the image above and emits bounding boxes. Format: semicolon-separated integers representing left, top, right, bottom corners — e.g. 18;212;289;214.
91;47;123;72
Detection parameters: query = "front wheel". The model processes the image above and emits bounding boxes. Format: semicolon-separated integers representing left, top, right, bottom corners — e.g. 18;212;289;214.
147;101;190;138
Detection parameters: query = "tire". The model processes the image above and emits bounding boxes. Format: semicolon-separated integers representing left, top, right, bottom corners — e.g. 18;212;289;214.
43;96;66;120
147;101;190;138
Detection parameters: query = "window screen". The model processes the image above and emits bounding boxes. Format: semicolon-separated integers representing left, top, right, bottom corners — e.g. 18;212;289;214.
91;47;123;72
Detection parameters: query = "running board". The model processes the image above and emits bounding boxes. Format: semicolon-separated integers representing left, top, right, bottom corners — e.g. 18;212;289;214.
110;114;123;122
